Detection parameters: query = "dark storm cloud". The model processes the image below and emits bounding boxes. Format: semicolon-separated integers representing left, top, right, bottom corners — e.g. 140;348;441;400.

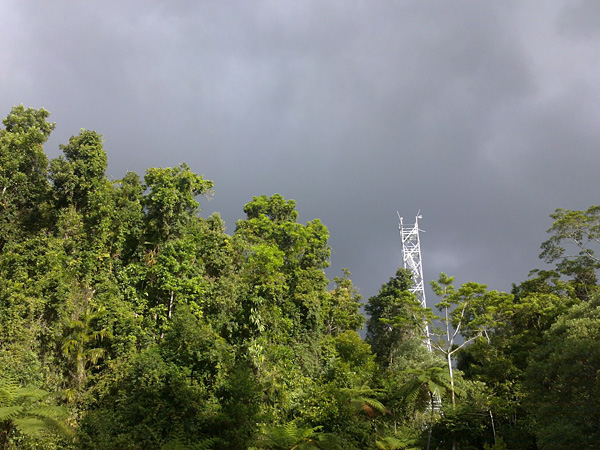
2;0;599;303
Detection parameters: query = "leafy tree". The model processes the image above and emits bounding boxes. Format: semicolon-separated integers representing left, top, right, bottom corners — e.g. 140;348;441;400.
143;164;213;243
324;269;364;336
540;206;600;299
457;271;580;448
80;347;212;450
234;194;331;343
524;296;600;449
110;171;145;264
366;268;432;369
540;206;600;266
430;273;511;406
49;130;107;211
429;379;497;450
0;105;54;247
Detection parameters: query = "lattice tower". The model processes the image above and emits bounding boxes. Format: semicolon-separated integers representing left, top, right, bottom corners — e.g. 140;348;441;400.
399;212;432;350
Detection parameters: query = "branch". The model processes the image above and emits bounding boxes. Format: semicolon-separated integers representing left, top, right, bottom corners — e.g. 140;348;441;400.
448;331;482;355
571;236;600;263
427;339;446;355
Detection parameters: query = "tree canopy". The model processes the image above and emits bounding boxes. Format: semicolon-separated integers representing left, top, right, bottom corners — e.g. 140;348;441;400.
0;105;597;449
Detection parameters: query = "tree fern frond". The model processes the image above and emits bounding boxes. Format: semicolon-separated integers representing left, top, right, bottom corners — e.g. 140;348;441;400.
27;405;69;420
255;422;323;449
0;405;24;420
362;396;388;415
12;417;48;436
14;386;48;403
376;436;405;449
376;435;419;450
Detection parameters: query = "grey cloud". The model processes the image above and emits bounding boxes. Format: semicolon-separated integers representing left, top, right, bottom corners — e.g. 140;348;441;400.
1;0;598;304
559;0;600;38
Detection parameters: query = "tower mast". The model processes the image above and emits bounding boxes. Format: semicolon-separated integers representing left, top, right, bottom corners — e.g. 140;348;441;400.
399;212;432;349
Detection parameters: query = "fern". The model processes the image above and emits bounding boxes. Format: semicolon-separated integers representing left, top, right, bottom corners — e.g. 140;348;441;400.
0;406;23;421
340;385;389;417
254;422;326;449
376;435;420;450
161;436;219;450
0;372;74;448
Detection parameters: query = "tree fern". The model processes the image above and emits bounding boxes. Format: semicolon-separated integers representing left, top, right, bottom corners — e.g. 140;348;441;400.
340;385;389;418
376;435;420;450
0;372;73;450
253;422;339;450
161;436;220;450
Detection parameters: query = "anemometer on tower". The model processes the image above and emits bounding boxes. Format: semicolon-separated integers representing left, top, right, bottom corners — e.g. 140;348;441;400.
398;211;432;350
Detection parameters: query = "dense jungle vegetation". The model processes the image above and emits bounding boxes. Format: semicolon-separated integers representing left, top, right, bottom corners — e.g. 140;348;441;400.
1;105;599;449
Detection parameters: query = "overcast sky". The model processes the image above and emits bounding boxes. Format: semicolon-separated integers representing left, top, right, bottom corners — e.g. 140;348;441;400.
2;1;600;305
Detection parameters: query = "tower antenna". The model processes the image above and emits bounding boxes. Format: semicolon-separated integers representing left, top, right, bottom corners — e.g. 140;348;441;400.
398;211;432;350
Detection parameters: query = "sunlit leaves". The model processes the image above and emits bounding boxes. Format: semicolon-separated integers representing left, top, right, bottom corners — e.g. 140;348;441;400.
144;163;213;242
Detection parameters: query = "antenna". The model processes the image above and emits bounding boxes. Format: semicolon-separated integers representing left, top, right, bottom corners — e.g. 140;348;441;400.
399;211;432;350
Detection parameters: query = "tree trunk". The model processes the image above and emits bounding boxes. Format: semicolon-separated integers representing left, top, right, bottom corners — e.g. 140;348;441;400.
447;352;456;406
490;410;497;445
427;393;434;450
168;290;174;320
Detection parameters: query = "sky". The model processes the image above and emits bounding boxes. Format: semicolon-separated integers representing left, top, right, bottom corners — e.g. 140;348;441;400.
2;1;600;306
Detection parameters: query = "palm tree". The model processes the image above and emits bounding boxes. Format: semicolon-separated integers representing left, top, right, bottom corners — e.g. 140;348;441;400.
61;306;111;393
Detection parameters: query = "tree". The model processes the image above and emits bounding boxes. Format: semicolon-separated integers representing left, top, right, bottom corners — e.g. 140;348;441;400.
540;206;600;299
79;347;215;450
399;366;453;450
61;303;111;393
49;130;108;212
430;274;511;406
234;194;331;341
143;164;213;243
323;269;364;336
541;206;600;266
524;296;600;449
0;105;54;247
366;268;433;369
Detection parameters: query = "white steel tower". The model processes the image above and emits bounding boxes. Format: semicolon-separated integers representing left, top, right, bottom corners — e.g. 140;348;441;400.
399;212;432;349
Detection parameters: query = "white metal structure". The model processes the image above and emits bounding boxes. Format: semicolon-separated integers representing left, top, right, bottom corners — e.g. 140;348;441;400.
398;212;432;349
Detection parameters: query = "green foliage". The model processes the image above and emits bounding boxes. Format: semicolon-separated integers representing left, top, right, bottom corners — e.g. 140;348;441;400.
0;105;54;247
366;268;432;369
524;296;600;449
61;303;112;393
144;163;213;242
0;373;73;449
49;130;107;211
325;269;364;335
540;206;600;299
5;105;600;450
80;347;210;450
253;422;341;450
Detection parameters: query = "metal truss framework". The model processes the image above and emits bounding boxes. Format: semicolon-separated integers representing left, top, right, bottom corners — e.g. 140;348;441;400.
399;212;432;348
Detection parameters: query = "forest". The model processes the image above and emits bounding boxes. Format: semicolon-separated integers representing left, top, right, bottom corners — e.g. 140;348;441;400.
1;105;599;449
